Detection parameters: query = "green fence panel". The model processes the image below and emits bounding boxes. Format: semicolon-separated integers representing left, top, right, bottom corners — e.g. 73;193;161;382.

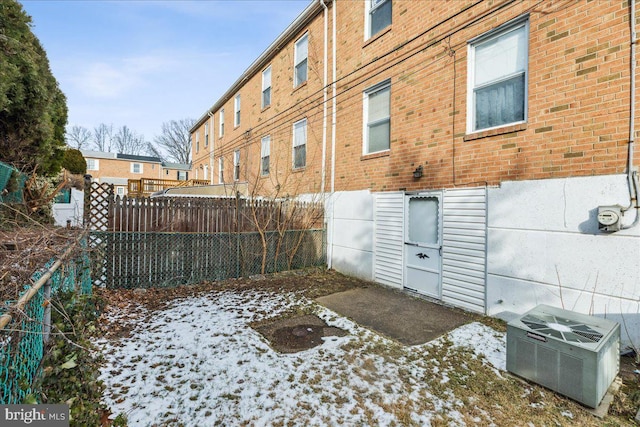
0;237;92;404
0;161;26;203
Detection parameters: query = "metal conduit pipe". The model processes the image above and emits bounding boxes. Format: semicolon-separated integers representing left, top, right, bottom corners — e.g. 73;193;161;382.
623;0;640;229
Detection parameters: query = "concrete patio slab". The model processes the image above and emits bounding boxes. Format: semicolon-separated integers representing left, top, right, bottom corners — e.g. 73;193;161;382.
316;284;474;345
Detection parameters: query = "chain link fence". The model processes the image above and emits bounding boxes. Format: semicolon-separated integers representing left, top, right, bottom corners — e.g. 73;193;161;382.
91;229;325;288
0;237;91;404
0;161;26;203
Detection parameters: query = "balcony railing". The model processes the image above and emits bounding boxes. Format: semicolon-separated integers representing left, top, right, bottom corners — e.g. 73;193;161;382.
127;178;209;197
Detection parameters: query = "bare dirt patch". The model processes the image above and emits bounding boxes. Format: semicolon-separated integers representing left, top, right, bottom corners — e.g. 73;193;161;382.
253;313;348;353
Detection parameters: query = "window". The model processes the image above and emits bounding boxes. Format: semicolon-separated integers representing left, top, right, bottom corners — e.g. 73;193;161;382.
219;109;225;137
363;80;391;154
468;17;528;133
261;136;270;176
233;150;240;181
177;170;187;180
131;163;143;174
218;157;224;183
86;159;99;171
196;131;200;153
203;165;208;181
293;119;307;169
262;66;272;108
116;186;125;196
205;122;209;147
234;94;241;127
294;34;308;87
366;0;392;39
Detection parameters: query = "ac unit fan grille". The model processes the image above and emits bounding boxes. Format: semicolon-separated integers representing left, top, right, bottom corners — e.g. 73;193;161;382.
521;314;603;343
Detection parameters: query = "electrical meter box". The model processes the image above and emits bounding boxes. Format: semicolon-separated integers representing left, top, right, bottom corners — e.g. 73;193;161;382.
597;205;623;232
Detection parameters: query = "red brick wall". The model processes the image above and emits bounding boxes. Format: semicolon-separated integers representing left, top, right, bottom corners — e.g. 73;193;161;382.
333;0;636;192
193;0;638;195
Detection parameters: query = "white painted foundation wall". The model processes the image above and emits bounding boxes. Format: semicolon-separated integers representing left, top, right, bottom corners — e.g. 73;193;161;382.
326;191;375;280
326;174;640;348
52;188;84;227
486;174;640;348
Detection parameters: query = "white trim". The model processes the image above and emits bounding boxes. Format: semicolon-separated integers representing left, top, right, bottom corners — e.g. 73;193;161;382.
219;108;225;137
365;0;392;40
86;158;99;171
466;16;529;134
233;150;241;181
234;94;241;127
218;157;224;183
292;118;307;169
130;162;143;174
294;33;309;88
262;65;272;109
363;79;391;155
261;135;271;176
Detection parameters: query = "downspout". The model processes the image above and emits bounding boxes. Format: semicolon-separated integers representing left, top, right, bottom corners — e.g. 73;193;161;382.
208;112;214;184
328;0;337;269
320;0;328;194
623;0;640;229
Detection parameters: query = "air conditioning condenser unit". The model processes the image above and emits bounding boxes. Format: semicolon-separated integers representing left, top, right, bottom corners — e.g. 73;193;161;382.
506;304;619;408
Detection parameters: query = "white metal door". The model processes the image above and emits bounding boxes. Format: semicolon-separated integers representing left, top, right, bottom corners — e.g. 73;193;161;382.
404;193;442;298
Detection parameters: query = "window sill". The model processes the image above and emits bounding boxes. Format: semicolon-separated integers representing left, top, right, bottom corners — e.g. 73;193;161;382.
261;105;271;113
292;166;306;173
464;123;527;141
363;25;392;48
361;150;390;161
293;81;308;93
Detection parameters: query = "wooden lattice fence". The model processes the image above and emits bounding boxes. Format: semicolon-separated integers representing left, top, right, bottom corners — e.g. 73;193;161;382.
85;183;326;288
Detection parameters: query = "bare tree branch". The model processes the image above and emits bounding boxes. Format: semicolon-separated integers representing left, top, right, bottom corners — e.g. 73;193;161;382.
113;125;147;155
65;125;92;150
153;119;195;164
92;123;113;152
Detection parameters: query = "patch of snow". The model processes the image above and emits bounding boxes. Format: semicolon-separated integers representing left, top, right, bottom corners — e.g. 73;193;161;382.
97;290;509;426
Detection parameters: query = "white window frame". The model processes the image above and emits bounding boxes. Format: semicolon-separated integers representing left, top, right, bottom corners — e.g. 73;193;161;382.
294;33;308;88
177;170;187;181
196;131;200;153
219;109;225;137
116;186;125;196
260;135;270;176
218;157;224;183
131;162;143;174
234;94;241;127
363;79;391;155
204;122;209;147
292;118;307;169
365;0;392;40
233;150;241;181
262;66;272;109
467;16;529;134
86;158;99;171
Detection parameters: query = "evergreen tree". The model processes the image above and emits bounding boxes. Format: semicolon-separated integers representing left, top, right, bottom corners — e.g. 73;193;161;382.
0;0;68;175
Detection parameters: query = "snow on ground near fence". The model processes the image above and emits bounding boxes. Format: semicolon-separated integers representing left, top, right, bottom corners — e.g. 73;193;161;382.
95;290;507;426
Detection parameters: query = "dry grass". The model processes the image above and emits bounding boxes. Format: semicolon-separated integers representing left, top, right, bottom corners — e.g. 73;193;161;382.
97;269;640;426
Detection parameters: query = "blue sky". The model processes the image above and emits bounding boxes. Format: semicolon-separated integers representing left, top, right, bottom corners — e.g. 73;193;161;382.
21;0;310;145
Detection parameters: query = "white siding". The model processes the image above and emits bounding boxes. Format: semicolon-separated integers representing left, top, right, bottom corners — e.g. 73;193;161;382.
442;187;487;313
374;192;404;288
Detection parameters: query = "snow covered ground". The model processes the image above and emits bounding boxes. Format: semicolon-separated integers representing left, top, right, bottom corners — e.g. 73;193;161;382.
96;289;508;426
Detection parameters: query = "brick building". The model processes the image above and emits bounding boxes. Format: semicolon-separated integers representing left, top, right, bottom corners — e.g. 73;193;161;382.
191;0;640;346
82;150;191;195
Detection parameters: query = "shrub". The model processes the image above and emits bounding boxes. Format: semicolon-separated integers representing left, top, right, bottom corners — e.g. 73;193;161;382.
62;149;86;175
